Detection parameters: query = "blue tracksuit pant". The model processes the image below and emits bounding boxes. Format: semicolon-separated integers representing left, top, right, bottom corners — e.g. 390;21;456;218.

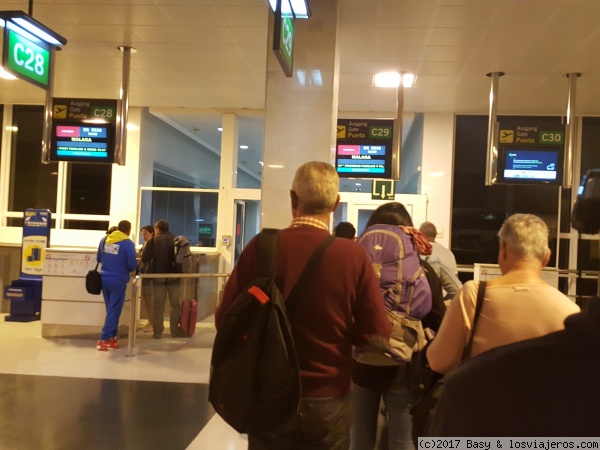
100;279;127;341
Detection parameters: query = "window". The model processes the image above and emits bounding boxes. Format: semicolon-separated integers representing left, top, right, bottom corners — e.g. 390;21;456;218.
66;163;111;215
452;115;564;267
9;105;58;212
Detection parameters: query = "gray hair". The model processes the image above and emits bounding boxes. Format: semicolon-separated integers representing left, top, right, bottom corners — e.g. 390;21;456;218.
292;161;339;215
419;222;437;239
497;213;549;261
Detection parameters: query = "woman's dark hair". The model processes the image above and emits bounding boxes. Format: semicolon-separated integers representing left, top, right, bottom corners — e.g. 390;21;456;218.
141;225;155;235
366;202;413;228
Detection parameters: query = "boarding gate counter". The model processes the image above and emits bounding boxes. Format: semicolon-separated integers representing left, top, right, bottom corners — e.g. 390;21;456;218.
41;247;131;338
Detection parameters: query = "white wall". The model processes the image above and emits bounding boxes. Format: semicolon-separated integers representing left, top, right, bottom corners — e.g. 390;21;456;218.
420;113;455;249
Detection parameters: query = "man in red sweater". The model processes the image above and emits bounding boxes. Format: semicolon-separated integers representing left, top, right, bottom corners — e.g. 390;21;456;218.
216;161;391;450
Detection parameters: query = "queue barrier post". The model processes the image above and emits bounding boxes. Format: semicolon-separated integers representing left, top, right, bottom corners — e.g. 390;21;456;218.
126;272;229;357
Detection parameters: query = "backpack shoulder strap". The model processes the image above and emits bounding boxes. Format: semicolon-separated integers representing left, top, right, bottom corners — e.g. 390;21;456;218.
462;280;486;360
286;235;336;310
257;228;279;278
257;230;335;310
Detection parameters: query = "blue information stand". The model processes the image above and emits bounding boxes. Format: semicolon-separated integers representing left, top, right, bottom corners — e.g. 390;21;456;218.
4;209;51;322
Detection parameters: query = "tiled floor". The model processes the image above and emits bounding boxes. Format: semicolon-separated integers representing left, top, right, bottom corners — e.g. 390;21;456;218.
0;315;248;450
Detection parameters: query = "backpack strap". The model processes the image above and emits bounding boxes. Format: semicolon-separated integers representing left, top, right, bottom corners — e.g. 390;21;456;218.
257;229;335;310
286;235;335;310
462;280;487;360
257;228;279;278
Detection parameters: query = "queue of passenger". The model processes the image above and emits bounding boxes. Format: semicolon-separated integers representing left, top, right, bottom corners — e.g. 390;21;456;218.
215;161;591;448
99;160;593;443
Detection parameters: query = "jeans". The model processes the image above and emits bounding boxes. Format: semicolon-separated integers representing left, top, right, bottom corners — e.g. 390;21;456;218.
350;383;414;450
249;394;351;450
100;280;127;341
152;278;180;336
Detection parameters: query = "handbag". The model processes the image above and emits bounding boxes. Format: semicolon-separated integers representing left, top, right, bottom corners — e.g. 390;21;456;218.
410;281;487;442
86;262;102;295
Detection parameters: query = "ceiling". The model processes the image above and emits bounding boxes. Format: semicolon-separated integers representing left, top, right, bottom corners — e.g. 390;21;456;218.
2;0;600;182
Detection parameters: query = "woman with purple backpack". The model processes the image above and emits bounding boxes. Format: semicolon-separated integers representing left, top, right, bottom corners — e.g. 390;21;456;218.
350;202;445;450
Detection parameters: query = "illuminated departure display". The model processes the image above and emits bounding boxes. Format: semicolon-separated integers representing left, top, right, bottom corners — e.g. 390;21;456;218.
336;144;387;174
335;118;394;179
50;123;114;163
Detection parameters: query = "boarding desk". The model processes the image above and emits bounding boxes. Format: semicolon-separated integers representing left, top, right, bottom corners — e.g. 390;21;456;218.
41;247;131;338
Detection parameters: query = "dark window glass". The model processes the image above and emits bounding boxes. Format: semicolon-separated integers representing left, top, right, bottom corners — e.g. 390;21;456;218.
452;115;563;267
153;171;198;188
140;189;218;247
9;105;58;211
66;163;111;214
64;220;109;231
581;117;600;179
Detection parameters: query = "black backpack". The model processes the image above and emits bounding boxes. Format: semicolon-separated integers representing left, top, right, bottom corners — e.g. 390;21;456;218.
208;229;334;434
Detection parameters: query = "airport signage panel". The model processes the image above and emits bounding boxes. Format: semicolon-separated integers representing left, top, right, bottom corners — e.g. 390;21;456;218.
335;119;394;179
497;121;564;186
2;26;51;89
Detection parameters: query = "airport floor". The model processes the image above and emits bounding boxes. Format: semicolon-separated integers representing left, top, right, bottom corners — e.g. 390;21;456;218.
0;315;248;450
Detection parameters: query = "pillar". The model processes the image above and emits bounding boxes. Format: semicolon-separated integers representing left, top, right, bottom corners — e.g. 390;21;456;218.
261;0;341;229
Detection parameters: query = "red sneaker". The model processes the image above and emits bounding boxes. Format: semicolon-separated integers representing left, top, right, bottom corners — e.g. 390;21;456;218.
107;337;120;350
97;338;120;351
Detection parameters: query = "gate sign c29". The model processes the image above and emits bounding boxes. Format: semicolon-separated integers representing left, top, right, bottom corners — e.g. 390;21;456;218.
2;26;51;89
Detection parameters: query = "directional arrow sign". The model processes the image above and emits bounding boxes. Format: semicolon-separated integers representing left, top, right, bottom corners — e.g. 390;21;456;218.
372;179;395;200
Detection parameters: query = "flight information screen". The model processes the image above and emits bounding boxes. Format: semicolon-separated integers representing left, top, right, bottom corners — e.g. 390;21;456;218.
336;144;388;176
51;123;114;163
502;149;559;182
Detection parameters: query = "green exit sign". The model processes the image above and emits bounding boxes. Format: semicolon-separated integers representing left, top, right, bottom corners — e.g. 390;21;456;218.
2;27;51;89
279;15;294;73
273;1;295;78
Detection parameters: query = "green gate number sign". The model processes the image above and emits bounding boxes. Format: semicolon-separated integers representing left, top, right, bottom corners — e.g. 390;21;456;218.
91;106;116;120
369;126;392;139
539;131;564;145
3;28;51;89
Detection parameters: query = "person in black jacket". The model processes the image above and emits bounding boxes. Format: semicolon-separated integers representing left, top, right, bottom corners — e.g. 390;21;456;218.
141;220;182;339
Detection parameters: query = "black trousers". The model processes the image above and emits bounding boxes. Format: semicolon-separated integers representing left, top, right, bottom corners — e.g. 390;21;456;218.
248;394;351;450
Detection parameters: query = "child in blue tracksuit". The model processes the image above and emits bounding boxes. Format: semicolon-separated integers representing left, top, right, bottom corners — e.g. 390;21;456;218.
96;220;138;351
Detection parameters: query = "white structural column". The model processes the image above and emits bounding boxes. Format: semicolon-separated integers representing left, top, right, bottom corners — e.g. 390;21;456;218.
420;113;455;249
261;0;341;229
218;113;239;272
111;107;142;231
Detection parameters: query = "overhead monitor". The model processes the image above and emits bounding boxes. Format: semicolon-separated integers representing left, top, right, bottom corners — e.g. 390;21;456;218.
498;147;562;185
336;143;391;179
50;122;115;163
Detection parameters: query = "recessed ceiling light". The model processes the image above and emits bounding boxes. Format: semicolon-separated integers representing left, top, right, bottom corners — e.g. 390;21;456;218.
268;164;284;169
218;127;223;132
240;145;249;149
373;72;415;88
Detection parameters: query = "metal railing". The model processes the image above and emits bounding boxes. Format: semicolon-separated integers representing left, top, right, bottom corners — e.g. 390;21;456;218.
127;272;229;357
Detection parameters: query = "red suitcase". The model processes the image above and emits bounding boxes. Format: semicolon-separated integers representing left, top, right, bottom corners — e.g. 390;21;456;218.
180;299;197;337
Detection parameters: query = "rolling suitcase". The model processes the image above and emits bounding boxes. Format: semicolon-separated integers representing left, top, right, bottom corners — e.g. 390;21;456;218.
180;299;198;337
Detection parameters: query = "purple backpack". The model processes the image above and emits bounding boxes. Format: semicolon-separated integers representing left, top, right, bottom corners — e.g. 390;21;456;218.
359;224;432;319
